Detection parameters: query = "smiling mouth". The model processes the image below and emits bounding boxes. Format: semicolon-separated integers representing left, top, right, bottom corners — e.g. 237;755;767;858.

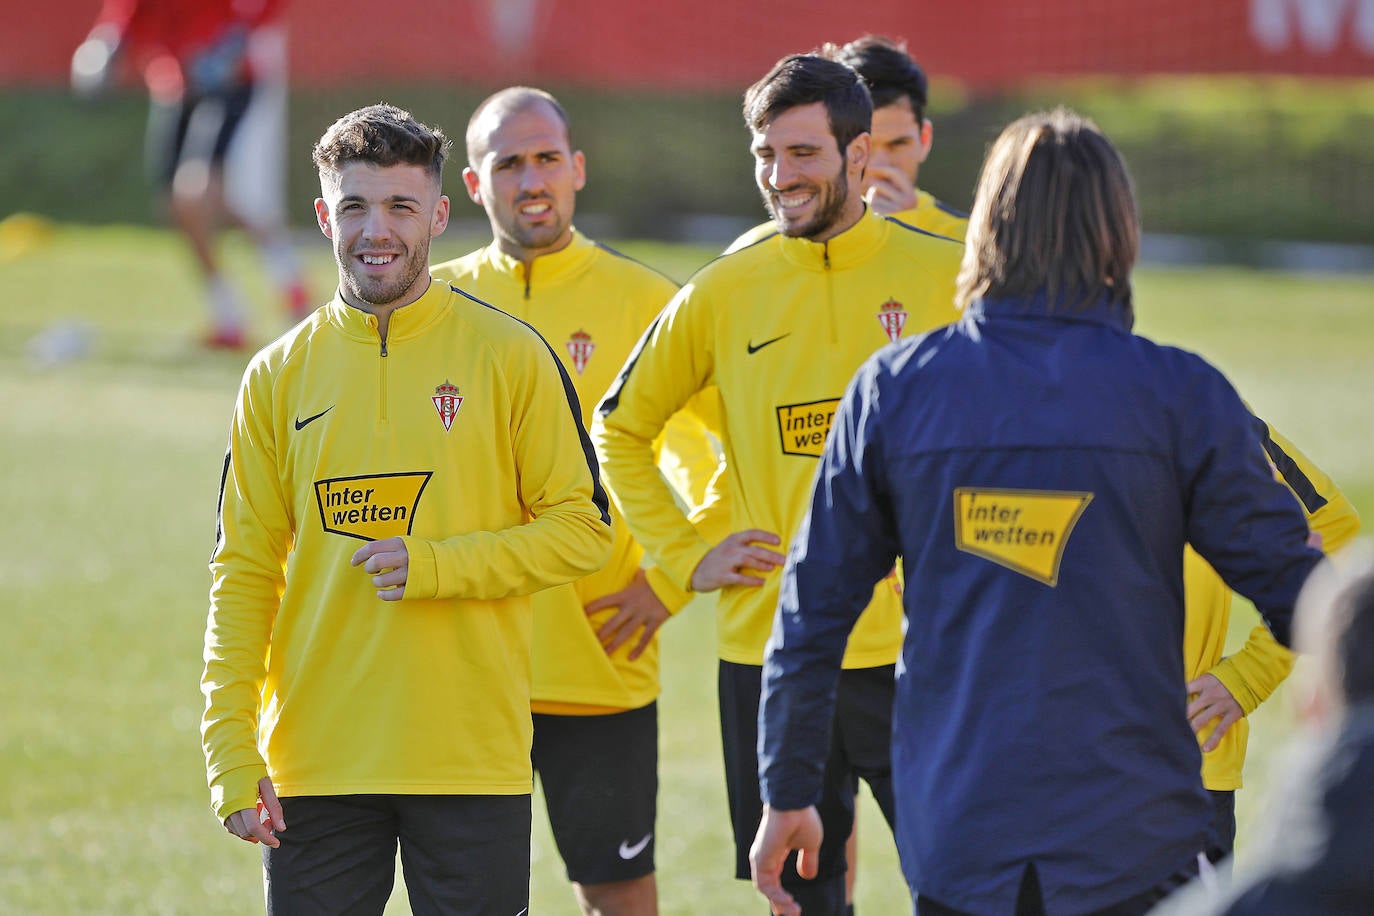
358;253;397;266
774;190;815;212
517;199;553;218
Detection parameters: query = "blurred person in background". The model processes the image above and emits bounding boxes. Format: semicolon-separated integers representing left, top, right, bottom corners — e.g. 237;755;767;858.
202;103;613;913
594;53;962;915
71;0;310;349
433;85;717;916
749;107;1325;916
1154;544;1374;916
1213;543;1374;914
728;34;966;256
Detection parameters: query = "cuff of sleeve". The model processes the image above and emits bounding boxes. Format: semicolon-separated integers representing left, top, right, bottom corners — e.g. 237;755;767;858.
661;540;713;595
644;565;692;614
209;763;269;822
401;536;438;600
1209;660;1261;716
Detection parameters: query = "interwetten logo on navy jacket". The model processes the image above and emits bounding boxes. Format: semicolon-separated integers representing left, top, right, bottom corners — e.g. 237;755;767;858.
953;488;1094;586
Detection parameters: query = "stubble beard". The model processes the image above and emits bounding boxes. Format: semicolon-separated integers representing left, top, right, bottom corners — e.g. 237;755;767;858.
339;239;430;307
764;164;849;241
500;198;568;254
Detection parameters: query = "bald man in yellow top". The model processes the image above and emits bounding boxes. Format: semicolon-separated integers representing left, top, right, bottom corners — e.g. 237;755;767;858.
433;87;715;916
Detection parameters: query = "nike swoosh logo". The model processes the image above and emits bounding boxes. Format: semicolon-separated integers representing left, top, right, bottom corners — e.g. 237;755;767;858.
618;833;652;860
747;333;790;354
294;406;334;431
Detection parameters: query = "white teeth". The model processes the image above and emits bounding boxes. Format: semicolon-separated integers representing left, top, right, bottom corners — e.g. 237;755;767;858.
778;193;812;209
361;254;393;265
520;203;550;215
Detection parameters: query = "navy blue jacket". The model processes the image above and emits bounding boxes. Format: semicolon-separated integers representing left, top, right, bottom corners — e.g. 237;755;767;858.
760;291;1323;913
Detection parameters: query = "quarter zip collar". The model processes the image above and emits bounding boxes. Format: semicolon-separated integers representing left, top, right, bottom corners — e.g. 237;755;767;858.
969;289;1135;333
778;207;888;272
325;277;452;344
480;228;598;294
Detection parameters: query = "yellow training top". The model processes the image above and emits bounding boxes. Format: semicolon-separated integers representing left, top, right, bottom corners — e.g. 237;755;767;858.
434;231;716;713
596;209;962;667
202;279;613;819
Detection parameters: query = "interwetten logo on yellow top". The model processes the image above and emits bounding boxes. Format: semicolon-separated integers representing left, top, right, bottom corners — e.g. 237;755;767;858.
315;472;433;541
776;398;841;457
953;488;1094;586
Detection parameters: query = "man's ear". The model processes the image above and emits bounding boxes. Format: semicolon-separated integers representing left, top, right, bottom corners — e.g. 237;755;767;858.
572;150;587;192
314;199;332;238
918;119;934;164
431;195;451;237
846;132;871;175
462;167;483;205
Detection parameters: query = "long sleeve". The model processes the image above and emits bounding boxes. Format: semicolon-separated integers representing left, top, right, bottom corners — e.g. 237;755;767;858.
594;287;718;592
403;335;612;600
202;363;288;820
1181;375;1325;647
1206;415;1358;713
759;364;901;809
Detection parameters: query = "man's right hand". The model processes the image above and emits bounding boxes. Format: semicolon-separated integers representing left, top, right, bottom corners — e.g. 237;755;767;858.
223;776;285;848
690;529;786;591
863;164;919;216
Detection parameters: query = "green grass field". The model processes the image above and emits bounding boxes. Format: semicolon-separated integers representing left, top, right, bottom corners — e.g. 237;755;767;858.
1;222;1371;914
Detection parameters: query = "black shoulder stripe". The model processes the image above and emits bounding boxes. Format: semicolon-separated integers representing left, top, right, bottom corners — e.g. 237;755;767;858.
729;230;778;253
469;293;612;528
596;308;667;421
934;200;969;218
591;240;681;287
884;215;963;244
1250;414;1327;515
212;448;231;561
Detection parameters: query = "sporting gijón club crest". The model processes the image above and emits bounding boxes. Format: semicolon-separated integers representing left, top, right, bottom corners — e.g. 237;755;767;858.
432;380;463;432
566;329;595;375
877;299;908;343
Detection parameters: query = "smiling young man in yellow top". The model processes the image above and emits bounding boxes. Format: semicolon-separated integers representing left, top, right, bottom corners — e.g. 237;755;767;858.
432;87;715;916
594;55;962;914
201;103;613;915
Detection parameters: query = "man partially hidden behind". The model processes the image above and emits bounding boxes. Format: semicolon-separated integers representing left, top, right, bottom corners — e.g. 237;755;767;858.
433;86;716;916
201;103;612;914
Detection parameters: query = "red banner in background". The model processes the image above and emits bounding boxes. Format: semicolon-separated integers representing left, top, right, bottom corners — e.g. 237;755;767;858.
9;0;1374;89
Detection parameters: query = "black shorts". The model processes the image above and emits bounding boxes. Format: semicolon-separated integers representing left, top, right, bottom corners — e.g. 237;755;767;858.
719;661;896;902
532;702;658;885
264;793;530;916
145;82;254;189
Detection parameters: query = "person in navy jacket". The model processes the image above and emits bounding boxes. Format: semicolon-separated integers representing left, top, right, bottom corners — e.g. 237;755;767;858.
750;107;1325;916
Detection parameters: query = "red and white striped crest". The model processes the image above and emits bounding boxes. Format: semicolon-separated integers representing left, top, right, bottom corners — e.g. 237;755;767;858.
566;329;595;375
877;299;908;343
432;380;463;432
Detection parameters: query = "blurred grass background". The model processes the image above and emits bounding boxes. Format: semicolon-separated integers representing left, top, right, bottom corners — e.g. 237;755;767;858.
4;77;1373;245
1;222;1371;912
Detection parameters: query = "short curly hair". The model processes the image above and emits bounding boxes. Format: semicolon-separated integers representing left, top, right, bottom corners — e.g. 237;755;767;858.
312;103;450;181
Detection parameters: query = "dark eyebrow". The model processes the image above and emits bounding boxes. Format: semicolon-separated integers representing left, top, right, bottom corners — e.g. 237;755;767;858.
338;193;421;205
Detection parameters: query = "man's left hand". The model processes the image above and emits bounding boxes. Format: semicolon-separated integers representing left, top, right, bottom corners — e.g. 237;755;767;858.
1186;672;1245;752
351;537;409;601
585;569;670;661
